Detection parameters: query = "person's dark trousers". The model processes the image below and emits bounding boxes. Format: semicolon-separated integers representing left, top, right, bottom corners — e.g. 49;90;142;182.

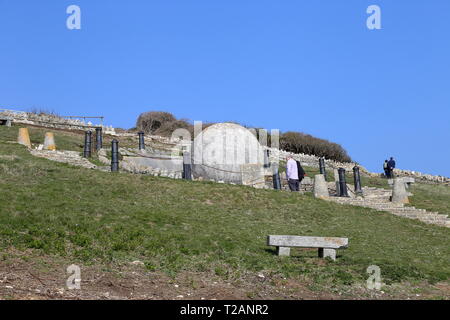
288;179;300;192
384;169;390;178
389;168;395;178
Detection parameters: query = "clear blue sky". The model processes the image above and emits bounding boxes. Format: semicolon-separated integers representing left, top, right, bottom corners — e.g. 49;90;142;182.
1;0;449;176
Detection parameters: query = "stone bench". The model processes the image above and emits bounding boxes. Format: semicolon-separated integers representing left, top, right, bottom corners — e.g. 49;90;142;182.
267;235;349;261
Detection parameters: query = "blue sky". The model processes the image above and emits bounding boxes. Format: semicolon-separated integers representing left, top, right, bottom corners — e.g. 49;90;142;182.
1;0;449;176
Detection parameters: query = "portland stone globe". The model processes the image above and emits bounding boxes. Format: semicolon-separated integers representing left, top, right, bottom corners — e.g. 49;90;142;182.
191;123;265;184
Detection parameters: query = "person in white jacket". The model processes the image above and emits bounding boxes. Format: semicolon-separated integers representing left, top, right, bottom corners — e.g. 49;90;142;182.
286;155;299;191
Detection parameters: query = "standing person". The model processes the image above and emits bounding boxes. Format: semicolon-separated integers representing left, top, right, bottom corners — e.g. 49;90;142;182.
296;160;306;184
387;157;396;178
286;155;299;192
383;160;390;178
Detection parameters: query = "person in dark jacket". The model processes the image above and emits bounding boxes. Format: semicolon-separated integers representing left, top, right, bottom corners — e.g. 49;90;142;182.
387;157;396;178
383;160;389;178
296;160;306;184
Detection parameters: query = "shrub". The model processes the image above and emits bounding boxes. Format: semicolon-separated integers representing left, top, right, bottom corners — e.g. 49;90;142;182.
136;111;177;134
280;131;352;163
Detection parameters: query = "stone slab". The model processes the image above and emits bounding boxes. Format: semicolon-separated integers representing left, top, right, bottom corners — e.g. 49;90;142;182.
267;235;348;249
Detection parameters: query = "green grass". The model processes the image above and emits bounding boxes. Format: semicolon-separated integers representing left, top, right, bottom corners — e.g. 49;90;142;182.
1;125;449;290
409;183;450;216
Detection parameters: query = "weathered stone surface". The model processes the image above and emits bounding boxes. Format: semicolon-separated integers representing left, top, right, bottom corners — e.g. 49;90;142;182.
43;132;56;151
241;164;265;187
277;247;291;256
192;123;265;184
17;128;31;148
267;235;348;249
334;169;340;196
391;178;409;204
313;174;329;199
318;248;337;261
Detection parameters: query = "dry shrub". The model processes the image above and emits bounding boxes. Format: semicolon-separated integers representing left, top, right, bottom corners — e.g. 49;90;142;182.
136;111;177;134
280;131;351;163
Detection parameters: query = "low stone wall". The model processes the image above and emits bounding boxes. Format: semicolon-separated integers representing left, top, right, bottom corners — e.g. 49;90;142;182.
0;108;116;134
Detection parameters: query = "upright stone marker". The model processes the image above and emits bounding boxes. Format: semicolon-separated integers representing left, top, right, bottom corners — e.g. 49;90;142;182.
182;151;192;180
83;131;92;158
319;157;327;180
111;139;119;172
138;132;145;151
313;174;329;199
95;127;103;151
353;166;363;196
338;168;349;197
43;132;56;151
17;128;31;148
391;178;409;203
334;169;340;196
272;162;281;190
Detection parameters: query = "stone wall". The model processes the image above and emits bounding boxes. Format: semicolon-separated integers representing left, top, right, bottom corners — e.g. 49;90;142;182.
0;108;116;134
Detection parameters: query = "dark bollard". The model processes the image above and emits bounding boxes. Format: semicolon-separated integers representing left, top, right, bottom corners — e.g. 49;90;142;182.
111;139;119;172
272;163;281;190
319;157;327;180
138;131;145;150
353;166;363;195
182;151;192;180
95;127;103;151
338;168;349;197
263;150;271;168
83;131;92;158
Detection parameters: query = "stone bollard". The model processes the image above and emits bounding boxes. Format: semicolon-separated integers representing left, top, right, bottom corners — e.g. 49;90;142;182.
43;132;56;151
263;150;270;168
95;127;103;151
182;151;192;180
17;128;31;148
338;168;349;197
272;163;281;190
138;132;145;151
334;169;340;196
111;139;119;172
313;174;329;199
83;131;92;158
391;178;409;203
319;157;327;180
353;166;363;196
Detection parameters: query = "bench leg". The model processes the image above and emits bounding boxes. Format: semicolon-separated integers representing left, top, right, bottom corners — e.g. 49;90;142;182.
277;247;291;256
318;248;336;261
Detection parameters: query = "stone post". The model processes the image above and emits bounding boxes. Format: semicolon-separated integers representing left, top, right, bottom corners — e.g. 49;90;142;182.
353;166;363;196
263;150;270;168
83;131;92;158
272;163;281;190
95;127;103;151
111;139;119;172
313;174;329;198
391;178;409;203
43;132;56;151
182;151;192;180
334;169;340;196
17;128;31;148
138;131;145;151
338;168;349;197
319;157;327;180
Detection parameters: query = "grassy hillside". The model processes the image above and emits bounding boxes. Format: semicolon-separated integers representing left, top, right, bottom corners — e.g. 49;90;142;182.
0;125;449;299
